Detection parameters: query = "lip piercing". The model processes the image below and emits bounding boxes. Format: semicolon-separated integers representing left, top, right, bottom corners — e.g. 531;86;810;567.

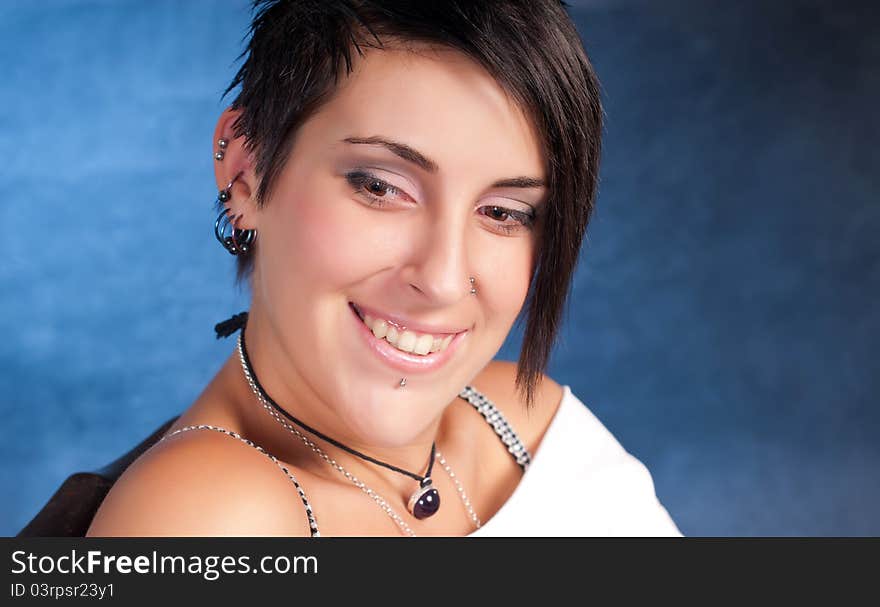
397;277;475;389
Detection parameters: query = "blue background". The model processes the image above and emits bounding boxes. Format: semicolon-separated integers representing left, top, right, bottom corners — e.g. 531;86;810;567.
2;0;877;536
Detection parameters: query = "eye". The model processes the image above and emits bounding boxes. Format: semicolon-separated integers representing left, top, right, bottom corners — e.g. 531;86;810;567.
478;204;537;235
344;170;537;235
344;170;410;208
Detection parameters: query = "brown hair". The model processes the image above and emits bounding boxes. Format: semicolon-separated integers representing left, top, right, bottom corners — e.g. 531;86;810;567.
222;0;603;409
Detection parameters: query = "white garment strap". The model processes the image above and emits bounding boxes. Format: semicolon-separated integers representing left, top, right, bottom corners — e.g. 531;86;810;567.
458;385;533;470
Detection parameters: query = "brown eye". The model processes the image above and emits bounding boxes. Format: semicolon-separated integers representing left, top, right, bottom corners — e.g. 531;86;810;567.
477;204;536;236
366;179;389;197
344;170;409;208
487;206;510;221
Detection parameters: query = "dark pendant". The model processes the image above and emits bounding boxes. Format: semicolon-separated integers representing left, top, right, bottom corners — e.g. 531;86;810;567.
407;480;441;519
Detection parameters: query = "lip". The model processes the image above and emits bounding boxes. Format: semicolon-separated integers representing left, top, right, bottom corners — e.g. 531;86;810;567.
349;302;468;374
350;301;468;336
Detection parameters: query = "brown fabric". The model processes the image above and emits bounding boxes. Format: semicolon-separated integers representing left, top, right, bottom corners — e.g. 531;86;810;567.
17;416;178;537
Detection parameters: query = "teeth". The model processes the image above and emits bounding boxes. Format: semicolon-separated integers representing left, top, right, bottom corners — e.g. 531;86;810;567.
397;330;418;353
361;311;457;356
369;316;389;339
414;334;434;355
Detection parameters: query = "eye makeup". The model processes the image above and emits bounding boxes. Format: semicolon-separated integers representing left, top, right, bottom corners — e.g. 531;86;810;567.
343;168;537;236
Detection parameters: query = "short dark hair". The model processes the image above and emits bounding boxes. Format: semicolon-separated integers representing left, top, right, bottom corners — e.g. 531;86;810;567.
222;0;603;409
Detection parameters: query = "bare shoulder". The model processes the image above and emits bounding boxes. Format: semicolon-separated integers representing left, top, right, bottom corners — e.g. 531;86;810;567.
469;360;565;453
86;428;314;537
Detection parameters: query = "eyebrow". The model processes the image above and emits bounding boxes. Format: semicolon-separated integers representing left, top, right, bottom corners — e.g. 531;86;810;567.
341;135;547;189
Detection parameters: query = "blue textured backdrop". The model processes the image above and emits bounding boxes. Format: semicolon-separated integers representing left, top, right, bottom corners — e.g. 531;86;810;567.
2;0;877;536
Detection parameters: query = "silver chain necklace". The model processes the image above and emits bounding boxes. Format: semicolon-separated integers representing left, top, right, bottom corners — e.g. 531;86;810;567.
237;334;481;536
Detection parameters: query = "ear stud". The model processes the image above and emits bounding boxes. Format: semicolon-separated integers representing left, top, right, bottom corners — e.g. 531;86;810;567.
215;138;229;161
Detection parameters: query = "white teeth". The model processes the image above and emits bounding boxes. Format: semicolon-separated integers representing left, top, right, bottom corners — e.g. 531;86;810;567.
397;330;418;353
365;314;388;339
358;308;457;356
414;334;434;355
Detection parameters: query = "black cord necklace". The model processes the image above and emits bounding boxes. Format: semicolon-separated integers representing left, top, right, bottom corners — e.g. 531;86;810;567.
215;311;442;520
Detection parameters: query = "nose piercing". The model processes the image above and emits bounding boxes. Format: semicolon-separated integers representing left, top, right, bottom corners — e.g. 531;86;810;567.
398;276;475;390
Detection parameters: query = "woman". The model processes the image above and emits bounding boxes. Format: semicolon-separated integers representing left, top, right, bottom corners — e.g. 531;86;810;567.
86;0;682;537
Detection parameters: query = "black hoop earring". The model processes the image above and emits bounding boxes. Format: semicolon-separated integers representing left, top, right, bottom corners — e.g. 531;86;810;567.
214;209;257;256
214;173;256;256
231;216;256;254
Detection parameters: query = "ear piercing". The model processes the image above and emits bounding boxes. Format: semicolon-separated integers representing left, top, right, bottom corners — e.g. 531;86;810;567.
213;172;256;255
215;138;228;161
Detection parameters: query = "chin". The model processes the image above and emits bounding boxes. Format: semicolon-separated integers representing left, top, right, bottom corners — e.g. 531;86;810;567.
336;382;441;448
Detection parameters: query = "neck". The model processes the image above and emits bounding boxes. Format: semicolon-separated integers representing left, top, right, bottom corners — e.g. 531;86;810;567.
224;307;445;500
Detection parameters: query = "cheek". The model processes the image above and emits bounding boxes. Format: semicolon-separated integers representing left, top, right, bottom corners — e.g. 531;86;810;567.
479;240;535;321
262;180;398;288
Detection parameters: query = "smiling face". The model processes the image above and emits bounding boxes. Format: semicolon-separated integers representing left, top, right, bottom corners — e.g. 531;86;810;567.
244;44;547;448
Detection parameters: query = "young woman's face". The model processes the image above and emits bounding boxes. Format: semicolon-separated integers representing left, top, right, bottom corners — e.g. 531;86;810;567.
251;45;547;447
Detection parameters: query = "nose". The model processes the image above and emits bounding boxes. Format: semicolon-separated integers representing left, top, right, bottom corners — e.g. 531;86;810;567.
403;212;472;305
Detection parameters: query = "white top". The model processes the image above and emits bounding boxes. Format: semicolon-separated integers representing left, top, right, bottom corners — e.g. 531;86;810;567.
467;385;683;537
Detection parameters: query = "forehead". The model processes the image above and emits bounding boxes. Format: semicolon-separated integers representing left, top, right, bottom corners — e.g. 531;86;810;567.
304;45;546;180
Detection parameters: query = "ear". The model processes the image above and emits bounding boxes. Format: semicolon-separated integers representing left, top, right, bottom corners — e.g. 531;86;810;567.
212;107;259;231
